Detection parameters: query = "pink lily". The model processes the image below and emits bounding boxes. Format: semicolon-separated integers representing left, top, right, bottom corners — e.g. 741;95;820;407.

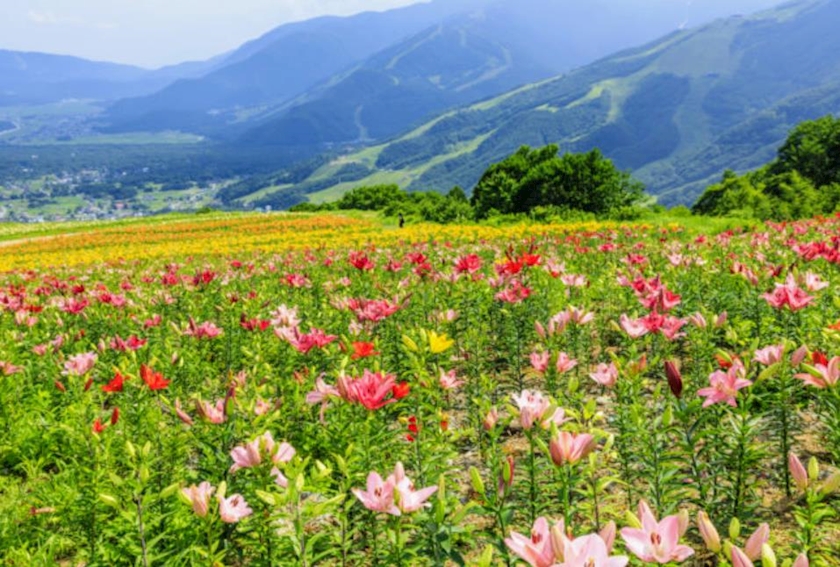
549;430;596;466
795;356;840;388
504;516;557;567
590;362;618;388
512;390;551;430
218;494;252;523
697;362;752;407
555;352;578;374
530;351;551;374
184;318;222;339
229;437;263;473
62;352;97;376
181;481;214;517
620;500;694;563
338;369;397;410
620;314;649;338
557;533;628;567
762;274;815;311
197;398;226;424
352;471;400;516
754;344;784;366
439;369;464;390
802;271;829;291
567;306;594;325
393;470;437;513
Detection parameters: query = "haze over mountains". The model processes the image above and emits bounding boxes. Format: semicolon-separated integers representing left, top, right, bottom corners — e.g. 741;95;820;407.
102;0;784;143
2;0;838;211
0;50;227;106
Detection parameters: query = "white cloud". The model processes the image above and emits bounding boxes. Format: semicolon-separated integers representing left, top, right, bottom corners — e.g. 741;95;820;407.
27;10;60;25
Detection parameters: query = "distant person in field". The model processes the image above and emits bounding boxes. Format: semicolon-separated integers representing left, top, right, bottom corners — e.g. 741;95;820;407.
398;213;405;228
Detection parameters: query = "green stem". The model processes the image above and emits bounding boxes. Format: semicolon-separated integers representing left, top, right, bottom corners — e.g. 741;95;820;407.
528;430;537;525
563;464;573;528
393;515;403;567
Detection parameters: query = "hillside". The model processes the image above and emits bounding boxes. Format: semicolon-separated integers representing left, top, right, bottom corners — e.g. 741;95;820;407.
102;0;782;142
101;1;480;136
260;0;840;207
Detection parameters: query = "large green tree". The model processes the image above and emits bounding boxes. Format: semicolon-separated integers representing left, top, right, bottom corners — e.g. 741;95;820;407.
470;145;643;218
693;115;840;219
772;115;840;189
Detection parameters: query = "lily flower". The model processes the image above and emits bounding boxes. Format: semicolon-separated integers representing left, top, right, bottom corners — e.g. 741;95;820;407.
590;362;618;388
182;481;214;517
218;494;252;523
352;471;400;515
557;533;628;567
549;430;596;466
504;517;557;567
697;362;751;407
620;500;694;563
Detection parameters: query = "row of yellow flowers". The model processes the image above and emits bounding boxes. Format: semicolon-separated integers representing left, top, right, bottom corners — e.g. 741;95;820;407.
0;212;635;272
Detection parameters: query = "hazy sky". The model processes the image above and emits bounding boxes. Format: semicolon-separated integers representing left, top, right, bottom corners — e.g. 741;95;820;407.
0;0;426;69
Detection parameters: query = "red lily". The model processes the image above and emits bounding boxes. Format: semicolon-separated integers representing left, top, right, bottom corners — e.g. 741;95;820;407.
140;364;169;390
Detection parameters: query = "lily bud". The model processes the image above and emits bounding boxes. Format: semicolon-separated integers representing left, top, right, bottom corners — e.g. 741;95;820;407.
819;471;840;495
599;521;616;553
624;509;642;529
698;511;721;553
469;467;485;495
807;456;819;483
788;453;808;491
550;520;568;562
498;455;514;496
174;399;194;426
677;509;690;536
760;544;776;567
744;523;769;560
731;546;753;567
665;360;682;398
483;407;499;431
792;553;809;567
729;517;741;541
689;312;707;328
791;344;808;366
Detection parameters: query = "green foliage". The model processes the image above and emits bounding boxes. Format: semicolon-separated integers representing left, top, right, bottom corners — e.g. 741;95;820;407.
471;145;644;219
337;184;404;211
773;114;840;189
693;115;840;220
308;183;474;224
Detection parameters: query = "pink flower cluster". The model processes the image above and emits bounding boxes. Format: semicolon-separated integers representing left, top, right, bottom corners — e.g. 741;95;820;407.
181;481;253;524
229;431;296;487
352;462;437;516
505;517;625;567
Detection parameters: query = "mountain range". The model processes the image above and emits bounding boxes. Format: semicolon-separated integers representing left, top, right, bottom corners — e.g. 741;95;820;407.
2;0;837;209
0;50;225;106
244;0;840;207
103;0;783;145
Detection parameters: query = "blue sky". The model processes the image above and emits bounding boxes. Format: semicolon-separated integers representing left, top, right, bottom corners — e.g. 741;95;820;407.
1;0;424;68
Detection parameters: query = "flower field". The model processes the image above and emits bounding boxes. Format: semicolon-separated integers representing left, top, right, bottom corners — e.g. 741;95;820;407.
1;212;839;566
